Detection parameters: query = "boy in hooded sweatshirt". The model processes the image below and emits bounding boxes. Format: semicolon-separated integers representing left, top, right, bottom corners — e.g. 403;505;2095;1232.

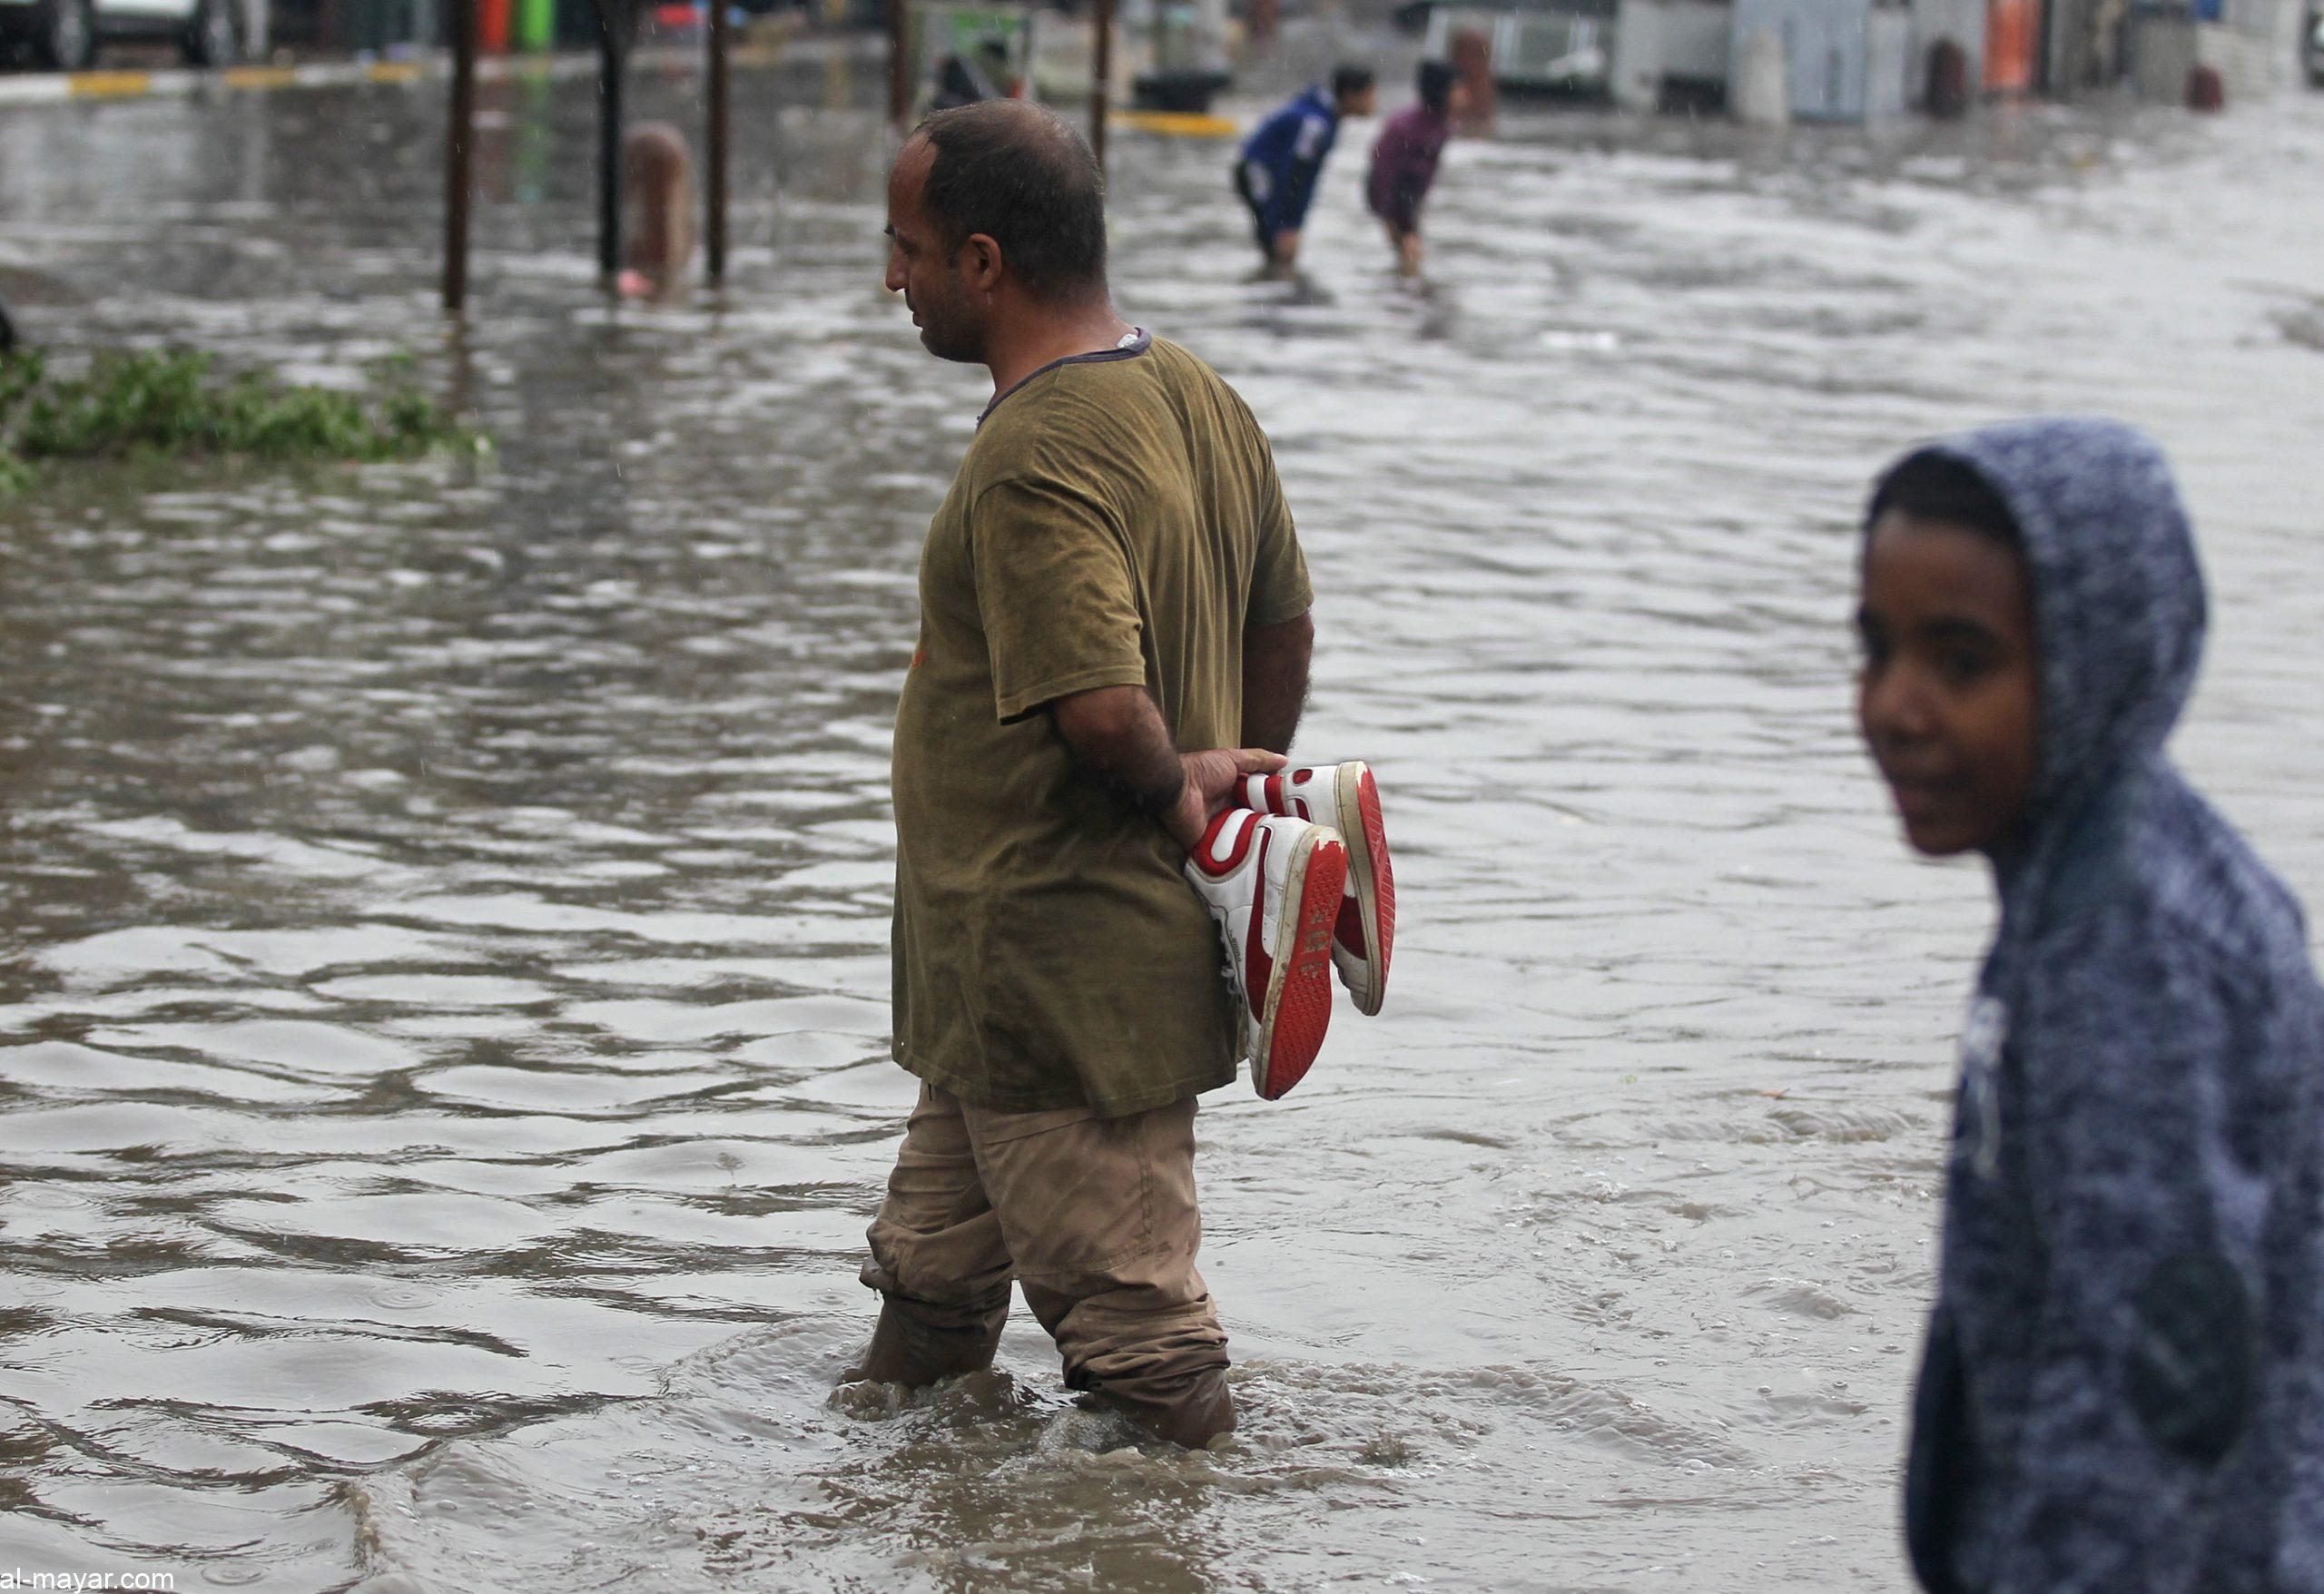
1856;417;2324;1593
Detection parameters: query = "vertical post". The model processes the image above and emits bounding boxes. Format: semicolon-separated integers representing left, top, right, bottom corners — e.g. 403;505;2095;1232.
597;0;626;280
706;0;729;281
442;0;477;311
887;0;911;125
1090;0;1112;171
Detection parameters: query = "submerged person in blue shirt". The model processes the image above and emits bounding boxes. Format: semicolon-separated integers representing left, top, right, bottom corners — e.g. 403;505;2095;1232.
1855;418;2324;1593
1233;65;1375;280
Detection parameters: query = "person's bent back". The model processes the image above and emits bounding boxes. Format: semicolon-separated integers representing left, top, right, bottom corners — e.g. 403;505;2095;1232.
1235;64;1375;278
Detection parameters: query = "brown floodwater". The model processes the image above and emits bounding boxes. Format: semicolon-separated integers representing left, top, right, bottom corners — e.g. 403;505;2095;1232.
1;44;2321;1592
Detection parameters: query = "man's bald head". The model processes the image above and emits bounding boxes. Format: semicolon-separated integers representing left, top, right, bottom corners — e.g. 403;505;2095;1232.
906;100;1108;302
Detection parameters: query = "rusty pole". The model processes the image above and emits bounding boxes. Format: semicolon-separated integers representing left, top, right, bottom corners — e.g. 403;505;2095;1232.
442;0;477;311
597;0;627;280
887;0;911;125
706;0;729;281
1089;0;1111;171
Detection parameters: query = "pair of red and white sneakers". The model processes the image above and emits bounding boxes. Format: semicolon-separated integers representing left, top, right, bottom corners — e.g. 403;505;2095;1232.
1182;763;1396;1100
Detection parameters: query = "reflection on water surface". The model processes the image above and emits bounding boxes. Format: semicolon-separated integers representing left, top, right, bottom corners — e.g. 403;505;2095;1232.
1;56;2321;1592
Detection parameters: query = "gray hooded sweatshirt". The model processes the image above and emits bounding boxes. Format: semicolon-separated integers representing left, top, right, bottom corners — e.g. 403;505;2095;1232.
1900;418;2324;1593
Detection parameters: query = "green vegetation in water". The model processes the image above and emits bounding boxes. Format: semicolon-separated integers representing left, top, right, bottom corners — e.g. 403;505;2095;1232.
0;348;485;492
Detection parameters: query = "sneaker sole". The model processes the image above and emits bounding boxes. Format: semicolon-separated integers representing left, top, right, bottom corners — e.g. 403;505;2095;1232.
1335;762;1394;1018
1254;826;1348;1100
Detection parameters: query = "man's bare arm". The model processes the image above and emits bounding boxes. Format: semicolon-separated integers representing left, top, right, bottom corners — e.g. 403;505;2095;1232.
1050;685;1285;849
1241;610;1314;755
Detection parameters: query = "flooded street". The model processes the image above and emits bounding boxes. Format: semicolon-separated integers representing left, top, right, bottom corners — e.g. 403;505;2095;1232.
2;52;2322;1590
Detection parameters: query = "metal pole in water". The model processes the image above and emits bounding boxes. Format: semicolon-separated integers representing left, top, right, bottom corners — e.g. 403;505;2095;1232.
443;0;477;311
886;0;910;126
706;0;729;282
597;0;626;281
1090;0;1111;172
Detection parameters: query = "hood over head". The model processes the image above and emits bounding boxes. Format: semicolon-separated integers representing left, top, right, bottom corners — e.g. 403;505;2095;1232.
1896;428;2324;1594
1906;416;2206;825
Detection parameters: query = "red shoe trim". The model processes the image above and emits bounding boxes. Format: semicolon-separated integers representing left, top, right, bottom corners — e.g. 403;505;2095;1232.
1334;891;1365;957
1243;826;1275;1018
1192;808;1256;875
1357;768;1394;978
1256;835;1346;1100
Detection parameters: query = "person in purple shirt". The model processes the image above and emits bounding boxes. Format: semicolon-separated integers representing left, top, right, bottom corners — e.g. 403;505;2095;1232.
1366;60;1458;279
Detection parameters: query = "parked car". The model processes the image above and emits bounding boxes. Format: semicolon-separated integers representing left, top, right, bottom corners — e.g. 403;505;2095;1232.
0;0;239;71
2308;1;2323;85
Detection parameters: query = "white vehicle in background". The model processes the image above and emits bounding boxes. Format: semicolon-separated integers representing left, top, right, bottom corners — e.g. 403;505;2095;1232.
0;0;240;71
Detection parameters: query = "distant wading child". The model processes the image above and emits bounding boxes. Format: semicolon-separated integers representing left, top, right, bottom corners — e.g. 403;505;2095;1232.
1233;65;1376;280
1366;61;1456;280
616;123;696;300
1855;418;2324;1592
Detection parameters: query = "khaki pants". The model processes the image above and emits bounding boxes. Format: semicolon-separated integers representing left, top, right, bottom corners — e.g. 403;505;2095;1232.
860;1082;1230;1430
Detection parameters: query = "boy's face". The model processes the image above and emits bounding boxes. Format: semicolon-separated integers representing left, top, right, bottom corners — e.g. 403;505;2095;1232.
1856;511;2040;856
1337;84;1378;117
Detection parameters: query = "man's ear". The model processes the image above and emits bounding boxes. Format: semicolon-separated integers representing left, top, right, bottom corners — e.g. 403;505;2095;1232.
960;231;1004;293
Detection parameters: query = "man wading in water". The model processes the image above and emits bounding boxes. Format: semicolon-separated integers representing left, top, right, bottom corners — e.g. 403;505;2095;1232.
844;101;1332;1447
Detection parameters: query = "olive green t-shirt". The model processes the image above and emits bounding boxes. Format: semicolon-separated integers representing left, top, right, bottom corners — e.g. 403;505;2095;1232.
891;331;1313;1117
